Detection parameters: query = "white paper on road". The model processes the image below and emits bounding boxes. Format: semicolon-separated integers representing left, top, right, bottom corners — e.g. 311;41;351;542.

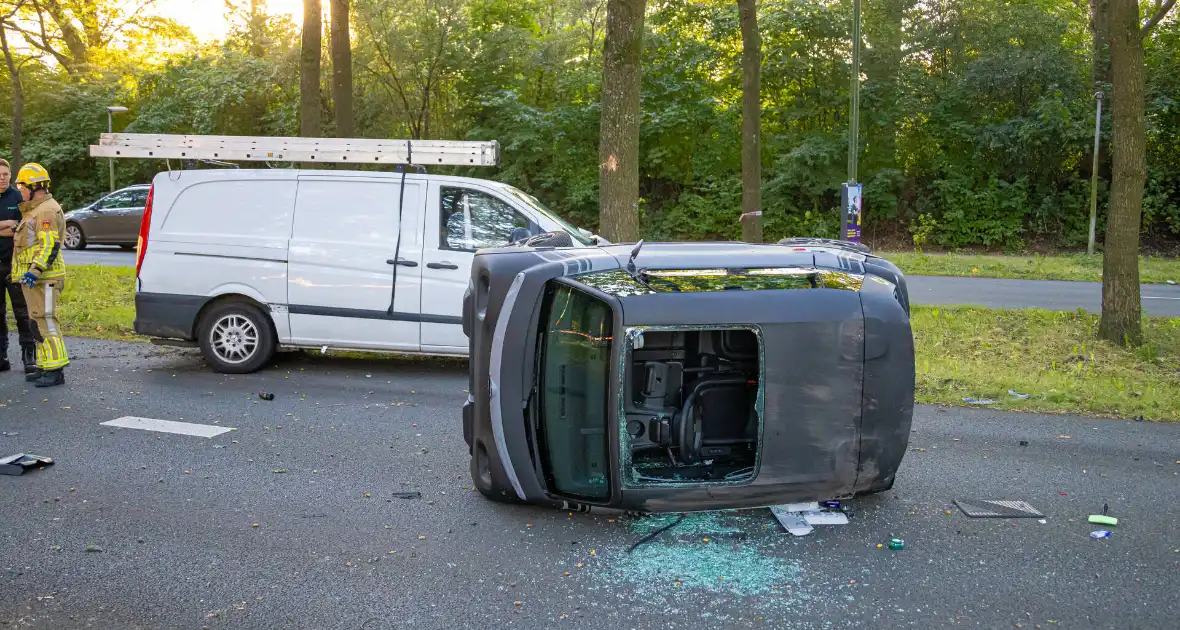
778;501;820;512
101;416;233;438
802;510;850;525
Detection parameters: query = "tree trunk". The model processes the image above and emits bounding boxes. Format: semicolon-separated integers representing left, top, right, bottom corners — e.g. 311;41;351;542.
1089;0;1110;88
300;0;323;138
1098;0;1145;345
330;0;354;138
737;0;762;243
0;24;21;170
598;0;645;243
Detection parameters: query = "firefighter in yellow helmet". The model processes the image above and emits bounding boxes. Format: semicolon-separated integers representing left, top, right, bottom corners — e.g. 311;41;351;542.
11;162;68;387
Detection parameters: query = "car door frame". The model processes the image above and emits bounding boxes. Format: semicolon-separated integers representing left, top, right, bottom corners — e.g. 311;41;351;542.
419;178;544;353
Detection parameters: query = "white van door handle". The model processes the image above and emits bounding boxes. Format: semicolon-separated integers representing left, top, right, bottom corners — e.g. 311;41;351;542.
427;262;459;270
388;258;418;267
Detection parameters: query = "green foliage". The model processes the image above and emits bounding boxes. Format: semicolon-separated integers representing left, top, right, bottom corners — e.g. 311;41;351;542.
0;0;1176;247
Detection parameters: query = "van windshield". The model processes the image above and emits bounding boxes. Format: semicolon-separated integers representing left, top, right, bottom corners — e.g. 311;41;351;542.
498;185;594;246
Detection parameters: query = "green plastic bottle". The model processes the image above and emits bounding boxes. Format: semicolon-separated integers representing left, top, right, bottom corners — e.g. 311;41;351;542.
888;537;905;551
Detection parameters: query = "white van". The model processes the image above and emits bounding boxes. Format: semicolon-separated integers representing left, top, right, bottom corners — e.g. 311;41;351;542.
132;168;599;373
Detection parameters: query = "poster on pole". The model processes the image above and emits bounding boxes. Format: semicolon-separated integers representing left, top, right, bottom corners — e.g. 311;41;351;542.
841;183;862;243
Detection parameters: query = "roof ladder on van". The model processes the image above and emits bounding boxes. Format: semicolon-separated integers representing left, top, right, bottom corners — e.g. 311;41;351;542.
88;133;500;167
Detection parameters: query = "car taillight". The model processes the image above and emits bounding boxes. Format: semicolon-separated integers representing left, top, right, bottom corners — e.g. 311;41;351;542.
135;184;153;277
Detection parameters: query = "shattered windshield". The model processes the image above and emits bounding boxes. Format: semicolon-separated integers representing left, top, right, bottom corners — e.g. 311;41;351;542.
535;282;613;500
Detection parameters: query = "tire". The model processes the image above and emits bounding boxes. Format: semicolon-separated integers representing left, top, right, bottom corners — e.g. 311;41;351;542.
197;300;276;374
64;223;87;250
470;441;522;504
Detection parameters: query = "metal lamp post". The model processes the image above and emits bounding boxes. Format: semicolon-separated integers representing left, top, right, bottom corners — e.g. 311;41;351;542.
841;0;863;243
1087;92;1103;256
106;106;128;192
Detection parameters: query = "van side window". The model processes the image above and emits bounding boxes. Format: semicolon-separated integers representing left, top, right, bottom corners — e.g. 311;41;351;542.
439;186;529;252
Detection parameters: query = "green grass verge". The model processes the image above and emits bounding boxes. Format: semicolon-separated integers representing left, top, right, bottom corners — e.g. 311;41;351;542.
4;264;141;341
884;251;1180;284
913;306;1180;421
11;267;1179;420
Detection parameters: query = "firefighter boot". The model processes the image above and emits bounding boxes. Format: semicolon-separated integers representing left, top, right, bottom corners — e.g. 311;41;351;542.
22;345;37;374
34;368;65;388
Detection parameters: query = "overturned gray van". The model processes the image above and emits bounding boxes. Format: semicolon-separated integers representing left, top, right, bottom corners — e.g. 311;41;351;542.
461;237;914;513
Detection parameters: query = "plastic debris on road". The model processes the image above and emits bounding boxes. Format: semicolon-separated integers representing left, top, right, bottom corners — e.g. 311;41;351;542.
770;502;850;534
801;510;849;526
769;506;813;536
888;538;904;550
258;392;275;401
1008;389;1031;400
963;397;997;405
0;453;54;476
1088;515;1118;526
390;492;421;500
1090;530;1112;539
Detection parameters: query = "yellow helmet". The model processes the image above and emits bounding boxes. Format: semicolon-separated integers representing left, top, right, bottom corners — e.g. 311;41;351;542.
16;162;50;187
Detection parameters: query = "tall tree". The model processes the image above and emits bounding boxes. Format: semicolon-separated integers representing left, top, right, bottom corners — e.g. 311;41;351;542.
1097;0;1175;345
301;0;323;138
3;0;178;76
330;0;354;137
598;0;645;243
736;0;761;243
0;18;23;170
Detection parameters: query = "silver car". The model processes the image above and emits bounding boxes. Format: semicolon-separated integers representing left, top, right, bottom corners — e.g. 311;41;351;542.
64;184;150;250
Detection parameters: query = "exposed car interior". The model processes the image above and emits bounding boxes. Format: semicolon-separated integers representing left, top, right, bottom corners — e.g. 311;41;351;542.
623;328;761;484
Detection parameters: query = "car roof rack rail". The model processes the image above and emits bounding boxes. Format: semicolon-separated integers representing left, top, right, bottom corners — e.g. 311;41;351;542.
89;133;500;167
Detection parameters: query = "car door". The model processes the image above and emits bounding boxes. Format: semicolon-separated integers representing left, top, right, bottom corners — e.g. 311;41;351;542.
82;190;135;241
420;182;537;351
112;188;149;243
286;176;425;351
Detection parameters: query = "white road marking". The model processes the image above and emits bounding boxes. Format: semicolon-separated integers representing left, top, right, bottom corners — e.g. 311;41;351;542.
101;416;233;438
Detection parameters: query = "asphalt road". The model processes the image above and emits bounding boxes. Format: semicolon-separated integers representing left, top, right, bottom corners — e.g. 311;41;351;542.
2;337;1178;629
64;247;1180;316
908;275;1180;317
61;247;136;268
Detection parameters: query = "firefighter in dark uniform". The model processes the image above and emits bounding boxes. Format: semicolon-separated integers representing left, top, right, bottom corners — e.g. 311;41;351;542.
11;162;68;387
0;158;37;374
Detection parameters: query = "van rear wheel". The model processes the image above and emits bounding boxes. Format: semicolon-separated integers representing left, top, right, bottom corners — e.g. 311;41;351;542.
198;301;275;374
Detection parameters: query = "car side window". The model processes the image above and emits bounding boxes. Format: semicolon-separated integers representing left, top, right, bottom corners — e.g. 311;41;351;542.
439;186;530;252
97;190;134;209
129;190;149;207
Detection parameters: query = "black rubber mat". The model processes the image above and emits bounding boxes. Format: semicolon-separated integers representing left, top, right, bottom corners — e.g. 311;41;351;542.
953;499;1044;518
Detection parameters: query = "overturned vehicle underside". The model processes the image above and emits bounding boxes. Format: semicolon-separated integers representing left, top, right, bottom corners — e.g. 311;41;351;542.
462;238;915;513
